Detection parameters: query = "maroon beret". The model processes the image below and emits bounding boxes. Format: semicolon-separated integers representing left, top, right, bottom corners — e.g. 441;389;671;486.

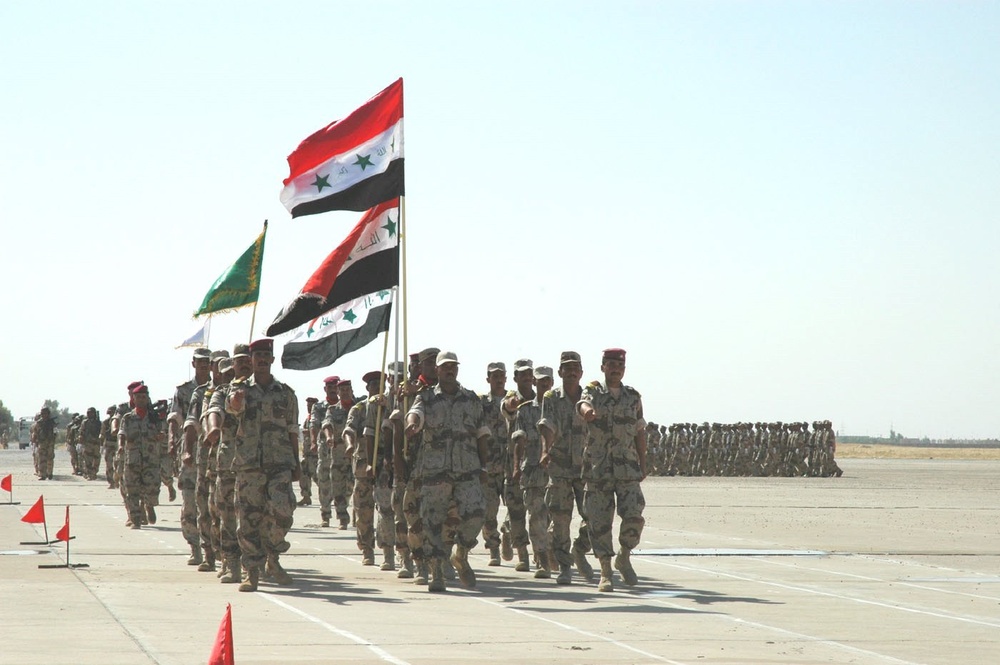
323;376;340;385
248;338;274;353
602;348;627;362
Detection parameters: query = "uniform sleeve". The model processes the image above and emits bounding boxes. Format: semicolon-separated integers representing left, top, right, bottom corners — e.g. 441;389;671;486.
286;388;300;436
406;393;426;432
537;392;559;437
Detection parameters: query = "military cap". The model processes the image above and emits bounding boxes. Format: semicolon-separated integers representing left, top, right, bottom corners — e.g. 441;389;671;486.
127;380;144;392
218;357;233;373
87;407;97;414
131;384;149;395
323;375;340;385
533;366;553;379
232;343;251;358
387;361;406;375
306;397;319;404
337;379;353;387
559;351;582;365
362;371;382;384
436;350;459;366
512;358;533;373
210;349;231;363
248;338;273;354
487;361;506;374
408;352;419;362
418;347;441;364
602;348;626;362
192;347;211;360
106;405;116;414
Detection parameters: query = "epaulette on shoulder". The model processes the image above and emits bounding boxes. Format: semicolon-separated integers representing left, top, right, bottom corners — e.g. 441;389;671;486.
544;389;555;399
505;390;518;398
516;401;532;410
588;380;601;388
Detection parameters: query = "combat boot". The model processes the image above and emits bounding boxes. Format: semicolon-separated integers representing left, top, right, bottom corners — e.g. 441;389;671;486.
500;529;513;561
397;551;414;579
573;546;595;582
187;543;203;566
361;547;375;565
238;566;259;592
556;563;573;585
339;516;349;530
321;516;330;528
414;560;429;585
614;548;638;586
380;547;395;571
598;557;614;592
296;496;311;506
220;555;241;584
266;554;293;585
427;558;446;593
451;545;476;588
515;545;530;572
533;550;552;579
442;556;457;580
217;556;228;578
197;548;216;572
488;546;501;566
167;482;177;502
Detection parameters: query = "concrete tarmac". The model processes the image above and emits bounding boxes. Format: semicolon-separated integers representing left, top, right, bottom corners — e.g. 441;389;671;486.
1;448;998;664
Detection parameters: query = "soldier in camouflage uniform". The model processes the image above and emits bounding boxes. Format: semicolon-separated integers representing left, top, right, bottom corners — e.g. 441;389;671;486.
539;351;593;585
578;348;647;592
33;407;57;480
100;406;118;487
511;366;554;579
118;385;164;529
79;407;103;480
479;361;508;566
67;414;82;476
298;397;319;506
204;344;252;584
311;376;340;528
207;338;300;592
499;358;535;572
405;351;490;592
360;367;402;571
167;347;210;563
321;380;358;529
345;371;382;566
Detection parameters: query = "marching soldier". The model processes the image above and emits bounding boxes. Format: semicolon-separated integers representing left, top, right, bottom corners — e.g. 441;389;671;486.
118;385;165;529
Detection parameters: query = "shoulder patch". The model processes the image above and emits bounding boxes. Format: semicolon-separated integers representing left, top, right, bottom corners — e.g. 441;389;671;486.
544;389;555;399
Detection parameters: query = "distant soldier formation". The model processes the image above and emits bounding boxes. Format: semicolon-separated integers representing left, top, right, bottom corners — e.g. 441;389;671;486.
23;343;841;596
644;421;842;477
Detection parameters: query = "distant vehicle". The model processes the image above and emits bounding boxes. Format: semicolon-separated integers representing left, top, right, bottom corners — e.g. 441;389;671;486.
17;418;32;450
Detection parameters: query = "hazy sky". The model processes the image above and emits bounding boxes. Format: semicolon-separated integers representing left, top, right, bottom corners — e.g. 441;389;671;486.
2;2;998;438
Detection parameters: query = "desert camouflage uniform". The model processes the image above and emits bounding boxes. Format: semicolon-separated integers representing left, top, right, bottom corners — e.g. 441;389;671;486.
314;400;353;526
499;389;532;556
580;381;646;561
361;394;396;560
348;399;377;557
212;376;299;574
34;413;57;479
170;379;201;551
479;392;507;554
119;409;163;526
408;384;488;562
539;386;591;569
206;382;242;569
67;418;82;475
512;397;551;565
79;414;103;480
100;410;118;486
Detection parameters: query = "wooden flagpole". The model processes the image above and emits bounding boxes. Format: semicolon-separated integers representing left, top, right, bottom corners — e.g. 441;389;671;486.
370;310;393;474
400;196;410;457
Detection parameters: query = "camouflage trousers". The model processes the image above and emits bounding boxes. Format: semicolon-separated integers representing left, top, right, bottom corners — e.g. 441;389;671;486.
403;477;426;561
546;476;591;567
500;475;528;549
159;441;173;486
196;466;215;554
178;464;199;547
215;470;239;559
103;445;116;485
299;450;317;501
68;442;81;474
584;479;645;560
522;484;551;556
353;471;376;552
236;468;296;571
317;450;351;523
420;473;485;560
37;441;55;478
392;480;408;555
83;443;102;479
123;449;160;525
480;472;504;550
373;464;395;549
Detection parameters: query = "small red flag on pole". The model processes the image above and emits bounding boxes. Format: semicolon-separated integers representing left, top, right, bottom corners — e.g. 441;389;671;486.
55;505;70;542
208;603;235;665
22;495;45;524
1;474;11;492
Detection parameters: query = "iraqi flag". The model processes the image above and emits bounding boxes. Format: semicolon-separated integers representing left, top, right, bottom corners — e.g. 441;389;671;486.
265;199;399;337
281;290;393;371
280;78;404;217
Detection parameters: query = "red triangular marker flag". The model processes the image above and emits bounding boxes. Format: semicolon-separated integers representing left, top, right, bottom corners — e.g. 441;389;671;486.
55;506;70;542
208;603;235;665
1;474;11;492
21;495;45;524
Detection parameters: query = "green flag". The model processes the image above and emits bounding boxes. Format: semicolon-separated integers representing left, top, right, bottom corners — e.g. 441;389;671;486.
193;222;267;317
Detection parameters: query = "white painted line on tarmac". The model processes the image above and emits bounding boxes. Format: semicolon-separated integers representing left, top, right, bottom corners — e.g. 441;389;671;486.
760;558;1000;602
646;596;923;665
260;593;411;665
640;556;1000;629
470;596;683;665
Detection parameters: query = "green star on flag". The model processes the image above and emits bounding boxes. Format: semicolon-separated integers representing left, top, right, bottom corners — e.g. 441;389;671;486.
381;214;396;237
353;154;374;170
343;309;357;324
312;174;331;191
